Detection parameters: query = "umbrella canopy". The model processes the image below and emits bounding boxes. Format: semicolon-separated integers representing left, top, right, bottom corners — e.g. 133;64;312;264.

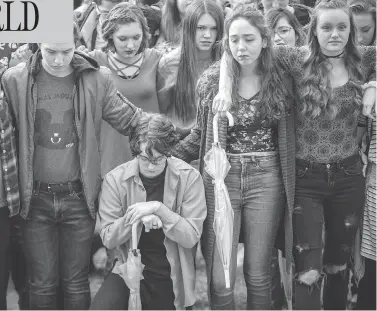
119;222;143;310
204;112;234;288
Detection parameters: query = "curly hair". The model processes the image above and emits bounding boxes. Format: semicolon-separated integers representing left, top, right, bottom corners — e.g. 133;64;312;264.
174;0;224;124
101;2;151;53
301;0;363;119
348;0;376;45
266;8;306;46
129;113;179;158
223;4;291;121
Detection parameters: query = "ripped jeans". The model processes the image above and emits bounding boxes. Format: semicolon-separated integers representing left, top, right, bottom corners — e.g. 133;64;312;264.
293;154;365;310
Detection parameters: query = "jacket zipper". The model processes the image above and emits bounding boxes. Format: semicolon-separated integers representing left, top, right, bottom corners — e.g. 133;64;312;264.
29;80;37;208
71;80;89;206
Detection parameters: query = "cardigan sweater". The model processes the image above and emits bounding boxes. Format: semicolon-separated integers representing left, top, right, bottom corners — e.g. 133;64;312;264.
171;62;296;302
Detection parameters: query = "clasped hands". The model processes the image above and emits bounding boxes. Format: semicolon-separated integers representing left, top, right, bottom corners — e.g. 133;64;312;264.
124;201;163;232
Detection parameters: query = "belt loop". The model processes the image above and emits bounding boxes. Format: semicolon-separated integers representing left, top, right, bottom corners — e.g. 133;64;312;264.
337;159;342;170
68;182;74;196
34;181;40;195
251;155;256;162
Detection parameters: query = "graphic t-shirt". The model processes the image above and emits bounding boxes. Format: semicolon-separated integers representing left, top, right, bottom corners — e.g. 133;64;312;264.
33;67;80;183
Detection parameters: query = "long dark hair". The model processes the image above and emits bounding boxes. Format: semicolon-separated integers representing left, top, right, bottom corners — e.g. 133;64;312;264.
173;0;224;124
160;0;183;45
301;0;363;119
223;4;291;121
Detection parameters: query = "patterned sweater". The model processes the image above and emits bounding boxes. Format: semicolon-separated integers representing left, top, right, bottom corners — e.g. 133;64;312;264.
171;62;296;301
275;46;376;163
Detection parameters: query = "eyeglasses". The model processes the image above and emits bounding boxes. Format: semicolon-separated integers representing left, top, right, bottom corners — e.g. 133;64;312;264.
273;26;293;38
137;154;167;165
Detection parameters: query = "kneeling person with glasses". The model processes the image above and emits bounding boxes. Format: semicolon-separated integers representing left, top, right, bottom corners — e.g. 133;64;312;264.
91;113;207;310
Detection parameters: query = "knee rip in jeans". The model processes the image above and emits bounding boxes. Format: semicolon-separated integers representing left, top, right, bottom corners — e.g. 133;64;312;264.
295;270;322;287
344;214;358;230
324;263;347;275
293;205;303;214
340;244;352;254
295;243;310;253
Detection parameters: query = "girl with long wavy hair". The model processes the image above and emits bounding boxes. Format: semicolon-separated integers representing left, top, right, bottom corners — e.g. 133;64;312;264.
158;0;224;130
171;5;295;309
214;0;376;309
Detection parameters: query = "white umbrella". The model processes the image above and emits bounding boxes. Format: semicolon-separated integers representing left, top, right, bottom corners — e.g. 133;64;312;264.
204;112;234;288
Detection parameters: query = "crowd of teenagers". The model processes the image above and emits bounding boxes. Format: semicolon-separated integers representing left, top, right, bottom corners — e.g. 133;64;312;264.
0;0;375;309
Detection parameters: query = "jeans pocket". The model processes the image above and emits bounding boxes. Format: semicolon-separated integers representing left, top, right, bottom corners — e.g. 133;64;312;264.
69;191;85;200
342;159;363;176
256;158;279;171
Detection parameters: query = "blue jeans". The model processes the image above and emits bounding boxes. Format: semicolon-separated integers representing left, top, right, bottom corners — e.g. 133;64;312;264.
0;208;10;310
210;153;284;310
23;188;95;310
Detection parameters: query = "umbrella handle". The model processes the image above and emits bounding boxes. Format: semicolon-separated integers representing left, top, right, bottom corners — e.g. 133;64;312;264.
132;220;140;250
213;112;234;144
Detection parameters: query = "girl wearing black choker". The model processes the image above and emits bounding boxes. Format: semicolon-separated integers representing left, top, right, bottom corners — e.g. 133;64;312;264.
214;0;376;309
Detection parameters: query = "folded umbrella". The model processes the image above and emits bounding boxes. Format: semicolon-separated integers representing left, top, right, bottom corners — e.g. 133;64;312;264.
204;112;234;288
118;221;143;310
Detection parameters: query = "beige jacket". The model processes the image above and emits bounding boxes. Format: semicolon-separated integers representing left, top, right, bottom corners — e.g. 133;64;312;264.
99;157;207;309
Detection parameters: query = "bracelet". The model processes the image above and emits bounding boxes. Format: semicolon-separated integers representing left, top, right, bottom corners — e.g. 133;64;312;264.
361;81;377;91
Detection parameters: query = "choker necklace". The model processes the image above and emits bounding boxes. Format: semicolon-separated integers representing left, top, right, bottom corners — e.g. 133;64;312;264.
321;51;344;59
108;52;144;80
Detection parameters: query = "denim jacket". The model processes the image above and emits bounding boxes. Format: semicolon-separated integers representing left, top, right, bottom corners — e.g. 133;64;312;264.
99;157;207;309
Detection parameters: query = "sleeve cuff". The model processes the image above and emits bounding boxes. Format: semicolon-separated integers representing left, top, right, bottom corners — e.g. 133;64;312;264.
154;203;180;227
